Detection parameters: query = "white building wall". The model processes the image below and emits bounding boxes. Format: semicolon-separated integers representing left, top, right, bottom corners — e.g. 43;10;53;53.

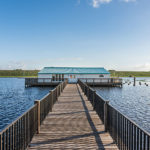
38;74;52;82
38;73;110;78
38;73;110;83
75;74;110;78
38;74;52;78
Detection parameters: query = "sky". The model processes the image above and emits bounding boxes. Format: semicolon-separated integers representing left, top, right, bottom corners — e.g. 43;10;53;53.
0;0;150;71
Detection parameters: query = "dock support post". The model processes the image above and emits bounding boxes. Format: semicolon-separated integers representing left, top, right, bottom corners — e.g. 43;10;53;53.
34;100;40;134
104;100;109;132
133;77;136;86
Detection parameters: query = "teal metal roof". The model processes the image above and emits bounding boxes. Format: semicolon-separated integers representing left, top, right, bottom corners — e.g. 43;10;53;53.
38;67;110;74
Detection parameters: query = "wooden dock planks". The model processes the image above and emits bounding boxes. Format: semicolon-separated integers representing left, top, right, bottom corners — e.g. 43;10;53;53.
28;84;118;150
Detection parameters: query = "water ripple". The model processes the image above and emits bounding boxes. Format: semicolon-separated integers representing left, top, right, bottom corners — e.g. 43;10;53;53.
0;78;53;131
94;77;150;133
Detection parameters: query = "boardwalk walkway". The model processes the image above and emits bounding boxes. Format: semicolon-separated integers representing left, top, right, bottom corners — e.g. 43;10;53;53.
28;84;118;149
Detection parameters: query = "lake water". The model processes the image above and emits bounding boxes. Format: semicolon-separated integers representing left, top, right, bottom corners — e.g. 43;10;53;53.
0;78;53;131
1;77;150;134
94;77;150;133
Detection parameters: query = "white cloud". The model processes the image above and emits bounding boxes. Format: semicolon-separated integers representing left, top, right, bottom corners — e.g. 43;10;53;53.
0;60;42;70
134;63;150;71
0;57;85;70
0;61;26;70
76;0;136;8
92;0;112;8
122;0;136;2
75;0;81;6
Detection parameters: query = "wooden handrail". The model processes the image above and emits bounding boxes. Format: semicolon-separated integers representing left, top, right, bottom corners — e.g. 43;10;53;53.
0;79;68;150
78;79;150;149
0;104;37;135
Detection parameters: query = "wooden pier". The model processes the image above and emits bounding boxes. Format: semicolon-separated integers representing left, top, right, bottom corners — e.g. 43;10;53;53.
1;80;150;150
25;78;61;87
25;77;122;87
28;84;118;149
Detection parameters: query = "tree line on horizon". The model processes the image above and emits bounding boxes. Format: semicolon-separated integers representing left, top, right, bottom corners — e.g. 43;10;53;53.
109;70;150;77
0;69;39;77
0;69;150;77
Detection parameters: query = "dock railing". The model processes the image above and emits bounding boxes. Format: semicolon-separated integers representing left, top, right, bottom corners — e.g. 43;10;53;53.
78;79;150;150
79;78;122;86
80;77;122;83
25;78;67;87
0;80;68;150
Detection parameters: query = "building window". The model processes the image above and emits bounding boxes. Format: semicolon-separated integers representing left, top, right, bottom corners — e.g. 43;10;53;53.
59;74;61;81
52;74;55;81
56;74;58;81
99;75;104;77
62;74;64;81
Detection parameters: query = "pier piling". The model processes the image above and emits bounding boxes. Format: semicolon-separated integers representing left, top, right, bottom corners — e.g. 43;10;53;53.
133;77;136;86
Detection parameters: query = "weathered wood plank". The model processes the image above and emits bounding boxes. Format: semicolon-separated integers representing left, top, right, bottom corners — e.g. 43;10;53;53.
28;84;118;149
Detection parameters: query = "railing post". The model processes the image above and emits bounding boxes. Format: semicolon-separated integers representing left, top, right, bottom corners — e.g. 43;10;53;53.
61;83;62;92
0;134;2;150
56;86;58;99
88;86;90;99
62;82;64;89
104;100;109;132
58;85;60;97
34;100;40;134
59;84;60;95
60;83;61;92
27;112;30;144
64;81;66;88
93;90;96;110
83;84;85;94
50;90;53;112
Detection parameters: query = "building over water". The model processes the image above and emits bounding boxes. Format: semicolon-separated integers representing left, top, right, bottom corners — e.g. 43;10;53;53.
38;67;110;83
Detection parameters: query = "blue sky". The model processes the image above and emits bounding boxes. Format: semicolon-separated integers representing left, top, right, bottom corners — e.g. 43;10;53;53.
0;0;150;71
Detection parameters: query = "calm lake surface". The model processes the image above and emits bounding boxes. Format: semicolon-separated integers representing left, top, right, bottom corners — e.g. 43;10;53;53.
94;77;150;133
0;78;53;131
1;77;150;134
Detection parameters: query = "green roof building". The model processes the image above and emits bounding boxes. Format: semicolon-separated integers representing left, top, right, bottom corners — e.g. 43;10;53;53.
38;67;110;83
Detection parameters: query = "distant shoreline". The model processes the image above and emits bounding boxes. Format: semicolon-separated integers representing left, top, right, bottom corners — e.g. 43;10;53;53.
0;76;37;78
0;70;150;78
109;70;150;77
0;76;150;78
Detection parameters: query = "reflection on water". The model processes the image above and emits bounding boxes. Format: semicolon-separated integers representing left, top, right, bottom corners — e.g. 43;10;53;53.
94;77;150;133
0;78;53;131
